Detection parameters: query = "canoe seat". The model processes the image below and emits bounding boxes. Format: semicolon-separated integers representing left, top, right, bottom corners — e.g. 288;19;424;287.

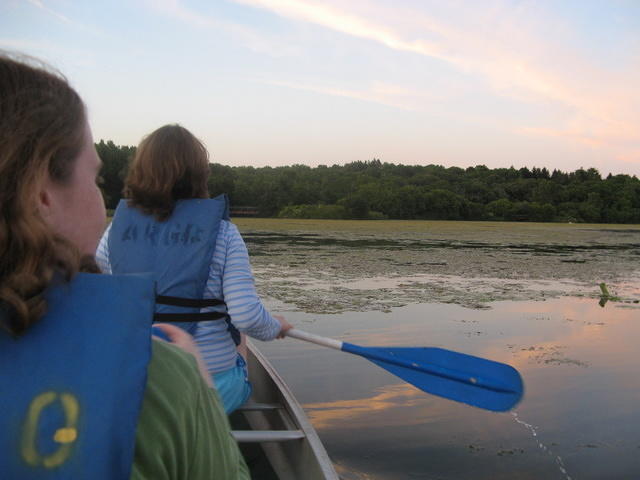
237;402;283;411
232;401;305;443
232;430;305;443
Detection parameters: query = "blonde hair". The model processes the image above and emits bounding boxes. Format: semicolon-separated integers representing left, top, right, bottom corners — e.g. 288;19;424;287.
124;124;210;221
0;52;98;336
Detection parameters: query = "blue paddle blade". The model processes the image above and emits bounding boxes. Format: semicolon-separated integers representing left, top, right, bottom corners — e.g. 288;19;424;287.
342;343;523;412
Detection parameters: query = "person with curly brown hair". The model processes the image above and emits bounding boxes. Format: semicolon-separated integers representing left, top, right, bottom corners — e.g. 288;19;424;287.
0;52;249;479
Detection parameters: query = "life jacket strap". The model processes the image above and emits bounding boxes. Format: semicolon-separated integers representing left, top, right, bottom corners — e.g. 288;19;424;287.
153;306;242;347
156;295;226;308
153;311;229;322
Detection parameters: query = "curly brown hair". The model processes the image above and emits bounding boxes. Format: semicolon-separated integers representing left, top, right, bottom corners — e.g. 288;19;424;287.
0;52;98;336
124;124;210;221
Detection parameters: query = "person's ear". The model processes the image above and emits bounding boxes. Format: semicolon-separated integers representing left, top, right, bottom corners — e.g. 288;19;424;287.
37;178;55;219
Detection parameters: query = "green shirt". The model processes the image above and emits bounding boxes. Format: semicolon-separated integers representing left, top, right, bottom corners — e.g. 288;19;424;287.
131;340;249;480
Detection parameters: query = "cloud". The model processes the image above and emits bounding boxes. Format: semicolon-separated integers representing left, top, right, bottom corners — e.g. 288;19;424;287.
233;0;453;62
26;0;71;24
143;0;301;57
303;383;437;430
24;0;107;38
616;150;640;166
263;79;442;111
232;0;640;166
518;126;607;150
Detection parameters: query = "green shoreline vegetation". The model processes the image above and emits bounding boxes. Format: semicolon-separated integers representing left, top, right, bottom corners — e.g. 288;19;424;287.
97;140;640;224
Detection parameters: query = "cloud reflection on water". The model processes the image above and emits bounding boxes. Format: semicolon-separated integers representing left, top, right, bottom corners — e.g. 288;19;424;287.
301;297;640;433
304;383;434;430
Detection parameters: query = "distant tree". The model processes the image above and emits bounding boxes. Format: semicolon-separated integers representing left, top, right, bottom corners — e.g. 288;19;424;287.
340;193;370;219
95;141;640;224
486;199;513;220
95;140;135;209
208;163;236;198
424;189;465;220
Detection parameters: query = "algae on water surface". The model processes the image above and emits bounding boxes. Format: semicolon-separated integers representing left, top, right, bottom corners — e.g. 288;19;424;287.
235;219;640;313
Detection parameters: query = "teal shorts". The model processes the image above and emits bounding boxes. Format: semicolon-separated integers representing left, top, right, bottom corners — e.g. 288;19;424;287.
212;354;252;414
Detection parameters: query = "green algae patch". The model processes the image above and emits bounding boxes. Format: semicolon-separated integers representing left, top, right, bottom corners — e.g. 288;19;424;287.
235;219;640;314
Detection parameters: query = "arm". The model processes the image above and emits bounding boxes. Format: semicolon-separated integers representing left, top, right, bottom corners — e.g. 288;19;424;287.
153;323;213;388
95;223;112;274
131;341;250;480
221;223;288;340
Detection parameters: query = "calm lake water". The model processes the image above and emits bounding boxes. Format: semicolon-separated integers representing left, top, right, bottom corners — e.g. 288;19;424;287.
235;219;640;480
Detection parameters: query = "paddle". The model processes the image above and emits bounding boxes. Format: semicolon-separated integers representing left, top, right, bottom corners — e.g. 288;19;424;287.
285;328;523;412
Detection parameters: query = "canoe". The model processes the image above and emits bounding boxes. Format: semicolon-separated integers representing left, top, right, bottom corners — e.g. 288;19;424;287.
230;341;339;480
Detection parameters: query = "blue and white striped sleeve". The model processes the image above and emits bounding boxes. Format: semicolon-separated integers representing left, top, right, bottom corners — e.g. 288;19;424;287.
95;223;112;274
220;222;281;341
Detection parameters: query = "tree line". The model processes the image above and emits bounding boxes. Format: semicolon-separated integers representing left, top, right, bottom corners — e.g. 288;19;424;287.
96;140;640;224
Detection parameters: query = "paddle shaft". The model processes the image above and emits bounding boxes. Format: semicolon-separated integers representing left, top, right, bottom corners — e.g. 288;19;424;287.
286;328;343;350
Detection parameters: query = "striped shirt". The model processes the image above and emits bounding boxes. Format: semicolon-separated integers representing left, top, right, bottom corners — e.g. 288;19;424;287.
96;220;281;374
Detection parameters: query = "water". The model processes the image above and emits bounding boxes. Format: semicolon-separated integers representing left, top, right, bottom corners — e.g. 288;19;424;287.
512;412;572;480
254;298;639;479
236;219;640;479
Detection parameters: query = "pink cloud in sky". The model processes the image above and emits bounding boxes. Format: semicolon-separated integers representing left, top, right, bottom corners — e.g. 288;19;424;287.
232;0;640;172
264;79;450;111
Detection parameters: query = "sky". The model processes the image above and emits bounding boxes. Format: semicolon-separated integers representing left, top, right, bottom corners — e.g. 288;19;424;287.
2;0;639;176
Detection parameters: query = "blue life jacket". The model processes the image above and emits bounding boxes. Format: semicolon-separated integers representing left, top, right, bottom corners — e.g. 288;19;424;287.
0;273;155;480
108;195;239;344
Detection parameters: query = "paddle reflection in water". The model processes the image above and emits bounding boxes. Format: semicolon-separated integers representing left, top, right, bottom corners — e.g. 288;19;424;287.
254;297;640;480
